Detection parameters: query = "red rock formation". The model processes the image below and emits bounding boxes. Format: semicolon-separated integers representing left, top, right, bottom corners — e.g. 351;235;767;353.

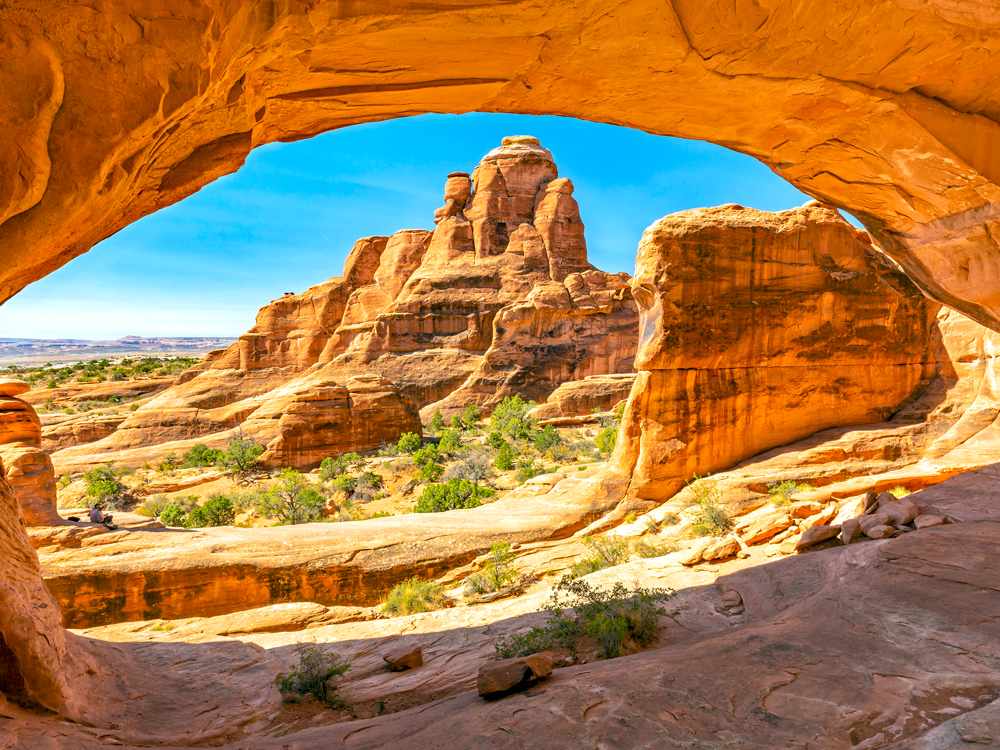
49;138;637;470
0;379;59;526
611;203;940;503
528;374;636;420
0;462;74;713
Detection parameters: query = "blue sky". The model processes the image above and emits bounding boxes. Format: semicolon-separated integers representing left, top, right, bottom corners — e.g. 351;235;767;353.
0;113;815;340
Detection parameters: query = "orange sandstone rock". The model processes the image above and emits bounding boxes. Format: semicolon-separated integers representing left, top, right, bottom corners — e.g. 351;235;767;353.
0;380;59;526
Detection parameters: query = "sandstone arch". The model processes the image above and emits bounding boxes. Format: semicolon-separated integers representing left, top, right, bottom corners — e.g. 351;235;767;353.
3;1;1000;330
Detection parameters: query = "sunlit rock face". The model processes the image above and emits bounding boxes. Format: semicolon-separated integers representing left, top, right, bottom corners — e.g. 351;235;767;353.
0;380;59;526
611;203;940;502
49;138;638;471
0;464;74;713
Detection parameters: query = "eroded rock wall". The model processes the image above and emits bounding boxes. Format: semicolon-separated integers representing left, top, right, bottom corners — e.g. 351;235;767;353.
0;380;59;526
611;203;940;502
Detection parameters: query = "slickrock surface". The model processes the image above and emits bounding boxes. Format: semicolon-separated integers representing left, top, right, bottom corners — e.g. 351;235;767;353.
0;379;59;525
612;203;939;503
48;139;637;470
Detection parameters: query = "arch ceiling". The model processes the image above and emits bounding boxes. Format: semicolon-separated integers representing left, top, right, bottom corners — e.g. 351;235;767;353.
3;1;1000;327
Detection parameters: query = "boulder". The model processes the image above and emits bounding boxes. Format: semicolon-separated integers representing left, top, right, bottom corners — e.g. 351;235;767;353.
0;379;30;398
477;652;553;698
840;518;862;545
865;524;896;540
384;645;423;672
913;514;946;529
859;513;892;535
734;506;792;545
873;493;920;525
0;392;59;526
794;525;842;551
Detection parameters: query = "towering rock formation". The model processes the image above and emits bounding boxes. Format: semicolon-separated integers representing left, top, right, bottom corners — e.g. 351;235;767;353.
0;379;59;526
49;138;638;471
610;203;940;503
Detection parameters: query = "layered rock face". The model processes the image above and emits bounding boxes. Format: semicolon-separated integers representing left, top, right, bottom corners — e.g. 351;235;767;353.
0;379;59;525
0;464;74;713
611;203;939;502
50;138;637;471
528;374;636;421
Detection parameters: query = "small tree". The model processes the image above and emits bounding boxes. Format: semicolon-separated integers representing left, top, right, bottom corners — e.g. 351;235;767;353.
319;452;362;482
84;463;131;510
437;429;461;456
217;437;264;474
534;424;563;453
277;645;350;703
491;395;536;442
396;432;423;454
462;404;481;429
429;410;445;433
494;441;515;471
256;469;326;525
444;449;495;484
159;503;187;528
450;414;464;431
596;426;617;458
483;541;517;590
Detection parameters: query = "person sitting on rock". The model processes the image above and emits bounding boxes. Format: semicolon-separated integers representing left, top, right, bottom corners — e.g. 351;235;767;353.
89;503;114;526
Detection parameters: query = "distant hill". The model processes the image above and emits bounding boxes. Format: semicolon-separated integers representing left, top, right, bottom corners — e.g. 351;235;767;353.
0;337;237;366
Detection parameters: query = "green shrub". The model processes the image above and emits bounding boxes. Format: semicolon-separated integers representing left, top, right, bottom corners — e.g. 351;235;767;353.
382;577;446;616
888;485;910;498
182;443;224;468
494;577;673;660
768;480;814;506
494;441;515;470
319;452;362;482
595;426;617;458
330;474;357;496
450;414;464;431
483;540;517;590
414;479;495;513
134;494;172;518
514;460;545;484
486;430;506;449
634;540;679;559
256;469;326;525
84;463;132;510
570;534;629;578
413;444;440;467
429;410;445;433
396;432;423;454
159;503;188;528
689;475;733;537
277;644;350;703
185;496;236;528
490;395;537;442
534;424;563;453
216;437;264;474
418;461;444;483
462;404;481;428
438;429;461;456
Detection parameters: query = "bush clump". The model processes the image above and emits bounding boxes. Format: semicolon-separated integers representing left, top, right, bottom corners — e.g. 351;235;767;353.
533;424;563;453
465;541;518;595
570;534;630;578
277;644;350;703
443;449;495;484
182;443;224;468
494;441;515;470
319;452;363;482
767;480;814;506
689;475;734;537
495;577;674;660
217;437;265;474
185;496;236;528
490;395;537;442
396;432;423;454
382;577;446;616
414;478;495;513
595;426;617;458
256;469;327;525
84;463;133;510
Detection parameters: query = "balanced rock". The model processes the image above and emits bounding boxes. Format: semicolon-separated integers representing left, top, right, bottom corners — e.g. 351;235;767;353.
0;379;30;398
477;652;553;698
0;389;59;526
